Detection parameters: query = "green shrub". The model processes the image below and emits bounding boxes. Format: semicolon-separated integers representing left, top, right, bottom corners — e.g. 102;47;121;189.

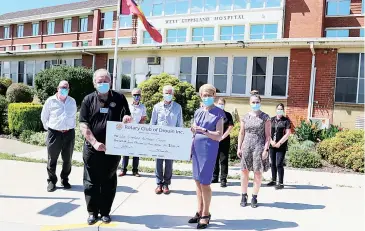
0;95;8;133
294;119;321;142
8;103;43;135
344;143;364;173
319;124;342;141
287;147;322;168
138;73;200;124
6;83;34;103
0;77;12;96
288;134;300;146
34;66;94;106
229;123;240;161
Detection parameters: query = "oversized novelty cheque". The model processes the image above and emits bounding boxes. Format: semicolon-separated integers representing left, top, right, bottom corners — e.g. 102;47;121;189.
105;122;193;161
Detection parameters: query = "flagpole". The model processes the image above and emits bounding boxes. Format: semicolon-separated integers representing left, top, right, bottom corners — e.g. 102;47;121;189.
112;0;121;90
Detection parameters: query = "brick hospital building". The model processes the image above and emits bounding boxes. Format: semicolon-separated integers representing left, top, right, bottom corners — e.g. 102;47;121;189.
0;0;364;128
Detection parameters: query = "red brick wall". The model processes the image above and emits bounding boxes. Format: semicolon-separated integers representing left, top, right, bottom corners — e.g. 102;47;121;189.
55;19;63;34
284;0;325;38
325;16;364;27
0;26;4;39
312;49;337;122
350;0;363;14
88;15;94;32
92;10;101;46
350;29;361;37
82;54;93;69
287;49;313;125
71;17;79;32
24;23;32;37
11;25;16;38
96;53;108;69
41;21;47;35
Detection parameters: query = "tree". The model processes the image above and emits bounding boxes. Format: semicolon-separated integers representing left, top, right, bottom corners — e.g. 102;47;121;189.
138;73;200;126
34;66;94;106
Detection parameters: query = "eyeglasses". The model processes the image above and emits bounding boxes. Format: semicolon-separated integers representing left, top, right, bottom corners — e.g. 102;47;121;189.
133;94;141;97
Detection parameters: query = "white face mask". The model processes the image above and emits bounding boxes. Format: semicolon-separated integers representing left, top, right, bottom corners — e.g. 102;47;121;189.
217;104;224;110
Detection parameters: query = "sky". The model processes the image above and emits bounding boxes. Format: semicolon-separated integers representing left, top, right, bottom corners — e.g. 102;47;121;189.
0;0;87;15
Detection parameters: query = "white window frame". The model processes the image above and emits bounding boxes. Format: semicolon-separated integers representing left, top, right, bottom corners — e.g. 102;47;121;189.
213;56;230;95
119;15;132;28
192;27;214;42
250;0;282;9
63;19;72;33
219;25;245;41
17;24;24;38
165;0;190;15
249;23;278;40
47;21;55;35
4;26;10;39
79;17;88;32
326;0;351;16
99;39;113;46
166;28;187;43
325;29;350;37
231;56;248;96
32;23;39;36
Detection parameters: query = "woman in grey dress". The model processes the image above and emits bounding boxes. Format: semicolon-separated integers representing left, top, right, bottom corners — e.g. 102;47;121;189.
237;90;271;208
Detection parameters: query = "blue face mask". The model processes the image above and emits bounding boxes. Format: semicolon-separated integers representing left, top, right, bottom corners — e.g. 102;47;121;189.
163;94;173;102
251;103;261;111
277;109;284;116
217;104;225;110
202;97;215;107
96;83;110;94
133;95;141;102
60;88;68;97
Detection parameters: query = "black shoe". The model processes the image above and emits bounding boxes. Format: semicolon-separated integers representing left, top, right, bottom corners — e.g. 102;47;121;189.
275;184;284;190
101;215;111;223
197;214;211;229
188;212;201;224
251;196;258;208
87;215;98;225
220;180;227;188
47;182;56;192
61;181;71;189
211;178;218;183
240;194;248;207
267;181;276;186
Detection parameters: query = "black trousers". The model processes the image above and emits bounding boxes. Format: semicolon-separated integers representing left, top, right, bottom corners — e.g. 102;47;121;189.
270;148;286;184
121;156;139;173
46;128;75;184
83;144;121;216
213;139;230;181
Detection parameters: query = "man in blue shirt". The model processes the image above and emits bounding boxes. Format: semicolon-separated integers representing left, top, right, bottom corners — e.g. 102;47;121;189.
150;85;183;194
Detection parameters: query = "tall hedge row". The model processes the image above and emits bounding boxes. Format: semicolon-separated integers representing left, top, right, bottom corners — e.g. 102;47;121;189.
8;103;43;135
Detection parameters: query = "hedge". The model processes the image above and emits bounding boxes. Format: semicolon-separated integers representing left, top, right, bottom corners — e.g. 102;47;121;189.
8;103;43;135
0;77;12;96
34;66;94;106
317;129;364;172
6;83;34;103
0;95;8;133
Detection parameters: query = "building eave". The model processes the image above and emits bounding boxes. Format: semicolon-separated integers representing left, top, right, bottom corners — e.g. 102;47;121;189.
0;38;363;57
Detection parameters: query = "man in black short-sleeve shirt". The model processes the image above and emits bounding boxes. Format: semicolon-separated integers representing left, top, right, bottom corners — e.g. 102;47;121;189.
79;69;132;225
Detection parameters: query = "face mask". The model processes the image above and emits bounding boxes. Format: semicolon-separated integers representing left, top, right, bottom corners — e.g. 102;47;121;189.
251;103;261;111
217;104;225;110
60;88;68;97
163;94;173;102
133;95;141;102
277;109;284;116
202;97;215;107
96;83;110;94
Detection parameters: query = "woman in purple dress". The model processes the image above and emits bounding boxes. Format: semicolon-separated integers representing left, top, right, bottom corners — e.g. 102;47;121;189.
189;84;225;229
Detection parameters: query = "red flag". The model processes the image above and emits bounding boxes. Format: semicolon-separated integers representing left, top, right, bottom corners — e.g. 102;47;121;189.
121;0;162;43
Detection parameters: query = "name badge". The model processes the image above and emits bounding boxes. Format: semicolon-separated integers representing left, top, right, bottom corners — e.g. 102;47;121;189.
100;108;109;114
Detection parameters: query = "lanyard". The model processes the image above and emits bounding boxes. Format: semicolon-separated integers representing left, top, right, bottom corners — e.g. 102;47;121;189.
273;118;279;141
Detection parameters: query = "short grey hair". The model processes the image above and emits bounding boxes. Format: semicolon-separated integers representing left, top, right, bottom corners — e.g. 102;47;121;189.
132;88;141;94
93;69;111;83
163;85;174;93
58;80;69;87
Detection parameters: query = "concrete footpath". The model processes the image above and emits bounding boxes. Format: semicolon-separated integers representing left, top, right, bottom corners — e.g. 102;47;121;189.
0;160;364;231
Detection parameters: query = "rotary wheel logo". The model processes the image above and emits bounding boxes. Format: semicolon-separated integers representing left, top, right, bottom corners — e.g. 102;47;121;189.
116;123;123;130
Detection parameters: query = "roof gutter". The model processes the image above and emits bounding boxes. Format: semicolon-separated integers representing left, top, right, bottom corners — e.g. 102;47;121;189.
307;42;316;120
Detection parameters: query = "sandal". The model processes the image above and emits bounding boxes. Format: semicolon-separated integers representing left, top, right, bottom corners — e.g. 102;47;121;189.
188;212;201;224
197;214;211;229
240;194;248;207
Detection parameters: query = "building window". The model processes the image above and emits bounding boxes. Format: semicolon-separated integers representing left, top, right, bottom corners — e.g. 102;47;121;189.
118;37;131;45
143;31;161;44
232;57;247;94
326;29;349;37
4;26;10;39
17;25;24;38
74;59;82;67
192;27;214;42
2;61;10;78
250;24;278;39
165;0;189;15
167;29;187;43
10;61;17;83
63;19;72;33
121;58;133;89
191;0;217;13
101;11;113;30
79;17;88;32
46;43;55;49
360;28;364;37
179;57;192;83
48;21;55;34
32;23;39;36
142;0;163;16
25;61;34;86
251;0;281;8
16;46;23;51
99;39;113;46
220;25;244;40
326;0;350;16
272;57;288;96
335;53;364;104
219;0;250;10
196;57;209;91
63;42;73;48
120;15;132;28
82;41;88;46
18;61;25;84
252;57;267;95
30;44;38;50
213;57;228;93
